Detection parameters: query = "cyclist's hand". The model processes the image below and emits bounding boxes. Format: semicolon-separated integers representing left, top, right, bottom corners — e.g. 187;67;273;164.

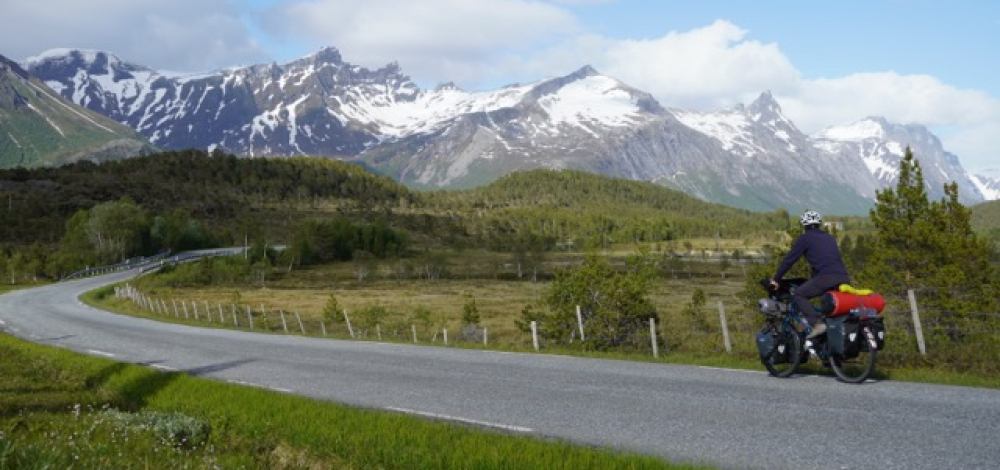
769;279;780;290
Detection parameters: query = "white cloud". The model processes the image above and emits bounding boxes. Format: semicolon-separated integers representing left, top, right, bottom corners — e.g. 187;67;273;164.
2;0;269;71
260;0;579;83
782;73;998;133
942;121;1000;178
542;20;801;111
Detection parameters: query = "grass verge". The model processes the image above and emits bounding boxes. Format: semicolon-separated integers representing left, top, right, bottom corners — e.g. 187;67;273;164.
0;331;710;469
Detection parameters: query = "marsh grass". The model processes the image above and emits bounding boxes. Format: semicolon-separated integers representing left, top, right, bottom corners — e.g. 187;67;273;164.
103;256;750;353
0;332;707;469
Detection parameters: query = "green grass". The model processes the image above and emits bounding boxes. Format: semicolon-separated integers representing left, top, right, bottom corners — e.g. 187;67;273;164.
0;331;711;469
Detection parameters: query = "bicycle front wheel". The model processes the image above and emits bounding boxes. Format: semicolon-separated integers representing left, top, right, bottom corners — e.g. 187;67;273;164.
830;326;877;383
762;322;802;378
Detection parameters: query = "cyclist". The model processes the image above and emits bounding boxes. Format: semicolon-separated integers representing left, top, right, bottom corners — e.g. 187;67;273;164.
770;210;850;338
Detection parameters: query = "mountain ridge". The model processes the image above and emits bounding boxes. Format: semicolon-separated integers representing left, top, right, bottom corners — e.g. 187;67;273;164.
17;47;996;214
0;52;155;169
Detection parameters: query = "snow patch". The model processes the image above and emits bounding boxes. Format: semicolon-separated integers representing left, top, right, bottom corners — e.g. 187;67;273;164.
538;76;643;131
971;175;1000;200
816;119;885;141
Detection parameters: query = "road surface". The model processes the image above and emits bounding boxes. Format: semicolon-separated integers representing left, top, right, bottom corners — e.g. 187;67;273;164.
1;270;998;469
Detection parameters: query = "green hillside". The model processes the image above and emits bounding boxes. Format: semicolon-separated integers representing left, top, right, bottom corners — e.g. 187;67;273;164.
972;199;1000;243
0;55;155;169
0;150;797;277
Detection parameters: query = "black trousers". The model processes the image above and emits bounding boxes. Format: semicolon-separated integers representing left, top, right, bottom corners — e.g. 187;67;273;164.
794;273;851;324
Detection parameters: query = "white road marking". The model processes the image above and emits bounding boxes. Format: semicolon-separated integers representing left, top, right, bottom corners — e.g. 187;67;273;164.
386;406;534;433
697;366;761;374
87;349;115;357
269;387;294;393
150;364;177;371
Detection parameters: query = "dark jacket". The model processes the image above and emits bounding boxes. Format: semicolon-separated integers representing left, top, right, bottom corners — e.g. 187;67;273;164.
774;227;849;280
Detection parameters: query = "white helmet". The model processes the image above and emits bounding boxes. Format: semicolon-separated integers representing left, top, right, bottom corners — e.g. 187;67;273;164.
800;210;822;226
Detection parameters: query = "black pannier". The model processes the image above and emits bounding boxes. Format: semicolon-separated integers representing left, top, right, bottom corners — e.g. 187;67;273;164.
756;329;789;364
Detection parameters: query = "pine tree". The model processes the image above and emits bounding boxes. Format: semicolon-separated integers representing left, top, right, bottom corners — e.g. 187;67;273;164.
859;148;999;354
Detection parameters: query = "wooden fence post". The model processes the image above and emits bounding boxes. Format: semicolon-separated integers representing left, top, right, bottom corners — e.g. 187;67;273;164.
649;318;659;358
908;289;927;356
530;320;539;351
412;324;418;343
718;301;732;354
576;305;585;341
295;312;305;334
343;310;354;338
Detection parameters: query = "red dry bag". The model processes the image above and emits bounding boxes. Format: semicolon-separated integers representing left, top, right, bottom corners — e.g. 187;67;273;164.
820;291;886;317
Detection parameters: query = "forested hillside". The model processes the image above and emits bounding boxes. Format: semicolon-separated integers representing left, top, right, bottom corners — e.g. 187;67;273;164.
972;199;1000;243
0;150;794;280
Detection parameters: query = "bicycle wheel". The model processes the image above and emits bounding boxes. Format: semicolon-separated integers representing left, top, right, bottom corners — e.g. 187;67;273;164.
762;322;802;378
830;326;877;383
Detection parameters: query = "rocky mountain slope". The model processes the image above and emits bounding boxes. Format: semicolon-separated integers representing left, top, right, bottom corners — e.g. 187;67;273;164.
0;53;154;169
19;47;993;214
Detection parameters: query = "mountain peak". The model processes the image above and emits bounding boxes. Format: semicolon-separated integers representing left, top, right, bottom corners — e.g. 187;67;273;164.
747;91;782;118
309;46;343;64
571;65;601;78
0;53;30;80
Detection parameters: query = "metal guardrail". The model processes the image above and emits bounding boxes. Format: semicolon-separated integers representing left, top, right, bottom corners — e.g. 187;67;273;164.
61;251;172;281
61;248;247;281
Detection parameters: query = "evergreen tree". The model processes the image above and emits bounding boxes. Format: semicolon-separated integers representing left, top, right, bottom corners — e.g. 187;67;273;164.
859;148;999;356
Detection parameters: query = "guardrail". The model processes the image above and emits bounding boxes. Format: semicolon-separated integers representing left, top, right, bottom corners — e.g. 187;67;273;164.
61;248;247;281
61;251;172;281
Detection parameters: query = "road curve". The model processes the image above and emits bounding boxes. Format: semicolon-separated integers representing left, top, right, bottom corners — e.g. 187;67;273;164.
1;270;998;470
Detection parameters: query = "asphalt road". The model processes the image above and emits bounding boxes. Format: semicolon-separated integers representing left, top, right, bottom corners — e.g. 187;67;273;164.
1;269;998;470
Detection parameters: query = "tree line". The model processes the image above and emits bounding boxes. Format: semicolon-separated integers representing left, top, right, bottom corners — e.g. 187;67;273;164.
0;150;794;282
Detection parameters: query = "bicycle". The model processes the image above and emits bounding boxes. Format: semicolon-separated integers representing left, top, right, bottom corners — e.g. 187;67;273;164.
755;278;886;383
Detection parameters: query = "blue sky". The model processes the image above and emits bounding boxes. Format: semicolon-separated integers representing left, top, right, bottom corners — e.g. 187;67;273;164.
4;0;998;177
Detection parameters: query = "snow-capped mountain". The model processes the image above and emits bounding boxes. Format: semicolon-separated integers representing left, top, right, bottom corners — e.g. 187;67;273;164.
0;53;153;169
813;117;984;203
19;47;991;214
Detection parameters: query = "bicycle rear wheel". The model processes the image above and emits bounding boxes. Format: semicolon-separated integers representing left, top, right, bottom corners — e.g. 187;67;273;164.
762;322;801;378
830;326;877;383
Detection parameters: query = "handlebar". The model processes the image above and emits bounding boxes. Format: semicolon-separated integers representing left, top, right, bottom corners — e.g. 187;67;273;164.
759;278;807;300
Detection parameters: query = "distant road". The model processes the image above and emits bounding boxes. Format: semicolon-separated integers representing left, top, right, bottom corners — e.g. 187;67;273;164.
1;270;999;469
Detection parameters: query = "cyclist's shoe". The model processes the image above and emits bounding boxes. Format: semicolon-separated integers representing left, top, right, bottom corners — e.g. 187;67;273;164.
806;322;827;339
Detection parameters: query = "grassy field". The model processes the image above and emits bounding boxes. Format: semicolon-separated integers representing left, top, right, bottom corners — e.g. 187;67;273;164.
108;253;752;352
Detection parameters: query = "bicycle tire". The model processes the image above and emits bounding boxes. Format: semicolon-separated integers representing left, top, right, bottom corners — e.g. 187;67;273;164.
762;322;801;378
830;326;877;383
